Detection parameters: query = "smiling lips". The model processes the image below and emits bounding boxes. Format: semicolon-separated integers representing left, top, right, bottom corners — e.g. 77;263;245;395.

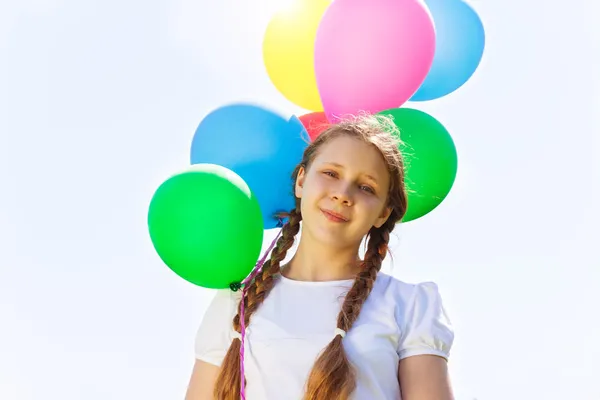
320;208;349;223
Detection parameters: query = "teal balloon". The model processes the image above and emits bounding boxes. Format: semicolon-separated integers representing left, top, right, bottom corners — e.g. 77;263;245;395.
411;0;485;101
147;164;264;289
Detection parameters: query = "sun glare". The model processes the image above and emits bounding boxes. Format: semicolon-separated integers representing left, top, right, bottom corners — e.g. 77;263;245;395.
263;0;302;17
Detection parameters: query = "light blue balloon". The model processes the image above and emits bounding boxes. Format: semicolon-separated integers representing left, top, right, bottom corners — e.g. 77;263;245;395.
410;0;485;101
190;103;309;229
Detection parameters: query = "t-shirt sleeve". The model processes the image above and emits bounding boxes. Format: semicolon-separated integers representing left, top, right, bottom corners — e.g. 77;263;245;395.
194;289;242;366
397;282;454;361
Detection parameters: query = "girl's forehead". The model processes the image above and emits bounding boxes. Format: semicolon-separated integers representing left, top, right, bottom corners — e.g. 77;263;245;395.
314;137;384;165
315;136;376;156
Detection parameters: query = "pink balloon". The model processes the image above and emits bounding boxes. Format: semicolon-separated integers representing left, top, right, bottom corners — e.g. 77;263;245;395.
314;0;436;122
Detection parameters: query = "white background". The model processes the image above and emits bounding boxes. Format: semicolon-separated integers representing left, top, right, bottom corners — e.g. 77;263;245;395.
1;0;599;399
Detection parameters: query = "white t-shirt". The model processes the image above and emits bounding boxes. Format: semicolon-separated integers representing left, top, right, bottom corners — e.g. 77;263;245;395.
195;272;454;400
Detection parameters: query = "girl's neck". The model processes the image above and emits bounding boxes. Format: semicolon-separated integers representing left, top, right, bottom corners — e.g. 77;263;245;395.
281;235;361;282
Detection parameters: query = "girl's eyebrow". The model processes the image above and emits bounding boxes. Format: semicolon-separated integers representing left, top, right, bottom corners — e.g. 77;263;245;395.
321;162;380;185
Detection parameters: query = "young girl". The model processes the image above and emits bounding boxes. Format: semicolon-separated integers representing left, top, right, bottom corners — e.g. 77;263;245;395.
185;115;455;400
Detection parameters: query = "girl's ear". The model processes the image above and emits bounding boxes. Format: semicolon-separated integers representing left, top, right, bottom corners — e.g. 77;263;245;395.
295;166;306;198
373;206;392;228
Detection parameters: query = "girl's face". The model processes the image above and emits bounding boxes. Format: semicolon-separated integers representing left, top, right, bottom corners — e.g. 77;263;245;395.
295;136;393;247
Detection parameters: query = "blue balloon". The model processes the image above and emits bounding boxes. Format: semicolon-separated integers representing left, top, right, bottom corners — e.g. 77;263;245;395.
190;103;309;229
410;0;485;101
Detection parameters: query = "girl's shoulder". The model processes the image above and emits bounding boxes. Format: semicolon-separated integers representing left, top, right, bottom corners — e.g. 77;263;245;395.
373;273;453;328
373;272;443;303
371;273;455;359
194;288;243;366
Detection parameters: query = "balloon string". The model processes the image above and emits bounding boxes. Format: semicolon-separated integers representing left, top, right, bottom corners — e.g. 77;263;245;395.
238;227;283;400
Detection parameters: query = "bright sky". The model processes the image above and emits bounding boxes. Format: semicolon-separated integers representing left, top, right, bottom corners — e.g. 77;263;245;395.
1;0;599;399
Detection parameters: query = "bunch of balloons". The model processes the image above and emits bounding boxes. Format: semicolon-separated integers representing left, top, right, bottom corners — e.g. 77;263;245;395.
264;0;484;222
264;0;485;112
147;0;485;289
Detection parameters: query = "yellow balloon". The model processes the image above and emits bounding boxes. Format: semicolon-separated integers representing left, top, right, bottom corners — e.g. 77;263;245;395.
263;0;331;111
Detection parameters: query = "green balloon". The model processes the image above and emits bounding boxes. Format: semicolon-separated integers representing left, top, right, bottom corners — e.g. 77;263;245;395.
378;108;458;223
147;164;264;288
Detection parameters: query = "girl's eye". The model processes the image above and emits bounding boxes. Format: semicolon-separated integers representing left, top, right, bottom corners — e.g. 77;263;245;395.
323;171;337;178
360;185;375;194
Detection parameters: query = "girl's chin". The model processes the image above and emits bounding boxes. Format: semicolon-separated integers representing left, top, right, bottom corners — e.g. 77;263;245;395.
309;224;359;247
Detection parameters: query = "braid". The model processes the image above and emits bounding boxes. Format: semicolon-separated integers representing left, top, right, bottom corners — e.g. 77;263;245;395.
303;219;394;400
234;209;302;329
214;208;302;400
339;223;390;328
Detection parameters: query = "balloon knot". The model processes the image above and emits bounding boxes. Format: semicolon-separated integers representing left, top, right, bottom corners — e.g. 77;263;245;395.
229;282;242;292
